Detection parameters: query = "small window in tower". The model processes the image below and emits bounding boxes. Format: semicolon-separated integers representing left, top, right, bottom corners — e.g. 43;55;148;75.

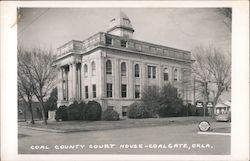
123;18;129;26
121;40;127;48
105;36;113;45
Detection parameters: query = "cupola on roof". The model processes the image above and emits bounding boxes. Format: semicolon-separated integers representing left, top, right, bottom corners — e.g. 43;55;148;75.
107;11;134;39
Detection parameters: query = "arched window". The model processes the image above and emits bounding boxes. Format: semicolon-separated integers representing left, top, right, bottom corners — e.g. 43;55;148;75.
164;68;169;81
174;68;178;81
135;64;140;77
84;64;88;77
106;60;112;74
121;62;126;76
91;61;96;76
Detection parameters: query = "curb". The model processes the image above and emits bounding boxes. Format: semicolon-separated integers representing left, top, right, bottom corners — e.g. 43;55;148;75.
19;125;88;133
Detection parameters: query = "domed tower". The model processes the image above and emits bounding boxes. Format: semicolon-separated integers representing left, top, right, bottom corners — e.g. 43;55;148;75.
107;11;135;39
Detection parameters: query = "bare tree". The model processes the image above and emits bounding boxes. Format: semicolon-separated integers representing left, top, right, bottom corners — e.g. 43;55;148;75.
192;45;231;116
18;49;35;124
18;47;56;125
217;8;232;31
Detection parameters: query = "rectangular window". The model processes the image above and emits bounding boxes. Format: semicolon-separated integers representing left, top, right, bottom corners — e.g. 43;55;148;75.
135;44;142;51
148;66;151;78
107;83;112;98
105;36;112;45
121;40;127;47
135;65;140;77
122;106;128;117
121;84;127;98
152;67;156;79
164;49;170;57
85;86;88;99
164;73;169;81
148;66;156;79
92;84;96;98
135;85;140;98
107;106;114;110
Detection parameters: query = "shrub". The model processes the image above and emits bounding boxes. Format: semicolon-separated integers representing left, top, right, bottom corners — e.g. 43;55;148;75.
67;101;83;120
78;101;87;120
159;102;184;117
196;107;209;116
55;105;68;121
85;101;102;121
187;104;197;116
127;102;149;119
141;86;161;117
102;109;120;121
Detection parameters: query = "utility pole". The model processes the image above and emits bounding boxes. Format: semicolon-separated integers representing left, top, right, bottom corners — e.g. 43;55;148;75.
193;76;196;105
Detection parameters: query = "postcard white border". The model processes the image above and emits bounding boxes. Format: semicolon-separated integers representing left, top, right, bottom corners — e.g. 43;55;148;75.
1;1;249;161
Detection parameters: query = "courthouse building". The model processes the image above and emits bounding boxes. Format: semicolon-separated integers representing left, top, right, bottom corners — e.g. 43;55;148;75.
54;11;194;117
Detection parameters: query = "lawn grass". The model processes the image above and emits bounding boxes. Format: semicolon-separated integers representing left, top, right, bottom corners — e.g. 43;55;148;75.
19;116;216;132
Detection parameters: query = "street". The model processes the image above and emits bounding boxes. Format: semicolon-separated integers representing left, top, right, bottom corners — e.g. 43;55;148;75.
18;121;230;155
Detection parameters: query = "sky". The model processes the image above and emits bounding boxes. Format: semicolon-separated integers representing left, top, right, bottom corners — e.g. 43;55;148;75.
18;8;231;54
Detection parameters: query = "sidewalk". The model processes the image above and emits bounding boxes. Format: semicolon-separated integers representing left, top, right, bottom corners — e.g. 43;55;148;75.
19;116;218;133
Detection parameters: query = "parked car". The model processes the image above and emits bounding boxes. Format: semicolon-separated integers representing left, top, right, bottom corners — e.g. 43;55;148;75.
215;112;231;122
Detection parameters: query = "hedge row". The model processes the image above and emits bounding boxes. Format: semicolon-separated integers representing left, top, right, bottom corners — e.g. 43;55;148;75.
55;101;102;121
55;101;120;121
127;102;209;119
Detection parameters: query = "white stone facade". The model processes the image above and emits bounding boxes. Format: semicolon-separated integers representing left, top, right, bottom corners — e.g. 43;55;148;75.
54;12;194;117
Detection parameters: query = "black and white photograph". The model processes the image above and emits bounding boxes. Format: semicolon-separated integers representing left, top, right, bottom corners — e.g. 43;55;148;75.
1;1;249;161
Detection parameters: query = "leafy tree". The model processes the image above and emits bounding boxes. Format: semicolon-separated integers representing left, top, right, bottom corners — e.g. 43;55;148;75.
141;84;184;117
141;86;161;117
158;84;184;117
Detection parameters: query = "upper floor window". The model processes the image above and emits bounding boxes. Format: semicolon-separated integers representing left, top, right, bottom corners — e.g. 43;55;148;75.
106;60;112;74
121;62;126;76
135;64;140;77
121;84;127;98
148;66;156;79
107;83;112;98
174;68;178;81
164;68;169;81
121;40;127;48
84;64;88;77
105;36;113;45
91;61;96;76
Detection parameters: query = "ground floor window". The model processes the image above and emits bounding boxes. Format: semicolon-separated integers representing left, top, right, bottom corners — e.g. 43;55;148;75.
92;84;96;98
135;85;140;98
85;86;88;99
107;106;114;110
122;106;128;117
